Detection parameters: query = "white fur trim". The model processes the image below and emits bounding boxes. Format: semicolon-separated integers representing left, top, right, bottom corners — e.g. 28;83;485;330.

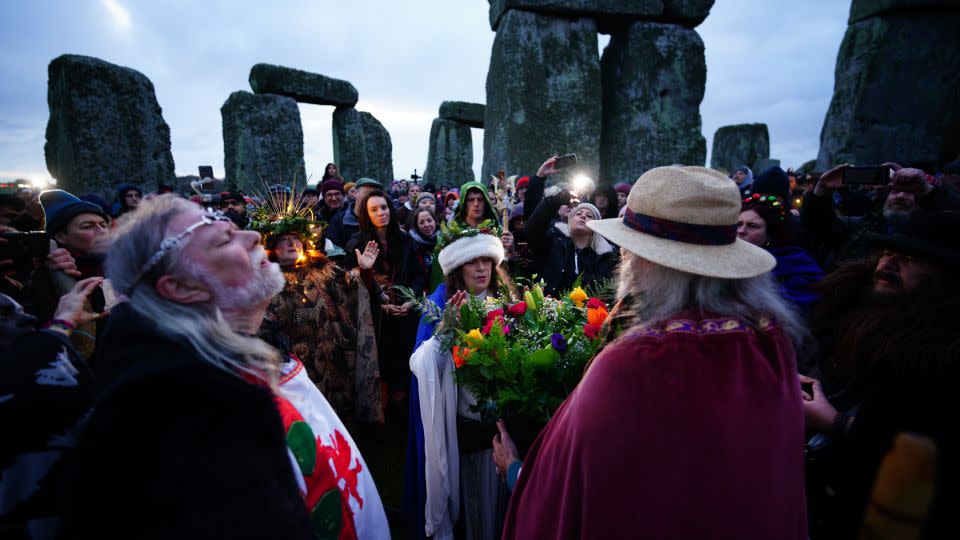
438;234;505;276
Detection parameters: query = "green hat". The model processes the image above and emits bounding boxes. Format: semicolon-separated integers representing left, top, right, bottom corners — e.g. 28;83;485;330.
354;177;382;189
454;180;499;225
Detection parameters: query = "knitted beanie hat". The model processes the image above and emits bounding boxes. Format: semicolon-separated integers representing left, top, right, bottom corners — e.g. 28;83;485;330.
40;189;108;234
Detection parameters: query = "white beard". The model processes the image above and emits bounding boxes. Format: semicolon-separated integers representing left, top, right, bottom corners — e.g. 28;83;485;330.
206;247;285;310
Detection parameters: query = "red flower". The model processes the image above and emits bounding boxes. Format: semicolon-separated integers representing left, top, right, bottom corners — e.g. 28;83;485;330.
485;308;505;321
586;297;605;309
507;302;527;317
452;346;472;368
583;323;601;340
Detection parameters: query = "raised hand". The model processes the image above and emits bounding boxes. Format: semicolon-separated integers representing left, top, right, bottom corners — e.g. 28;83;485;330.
53;276;107;326
355;240;380;270
814;163;849;193
537;156;560;178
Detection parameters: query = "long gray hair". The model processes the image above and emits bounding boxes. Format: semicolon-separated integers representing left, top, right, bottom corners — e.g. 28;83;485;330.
104;195;281;385
617;251;806;347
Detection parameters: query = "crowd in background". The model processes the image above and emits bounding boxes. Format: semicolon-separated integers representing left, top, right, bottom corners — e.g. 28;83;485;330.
1;153;959;539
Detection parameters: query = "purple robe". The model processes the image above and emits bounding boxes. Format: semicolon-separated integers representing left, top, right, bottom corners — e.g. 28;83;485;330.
501;313;808;540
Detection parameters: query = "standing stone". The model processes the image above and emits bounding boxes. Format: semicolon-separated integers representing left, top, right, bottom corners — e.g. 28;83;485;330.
600;22;707;183
221;91;306;190
848;0;960;24
439;101;486;128
817;9;960;170
332;107;394;184
752;158;781;176
488;0;663;30
660;0;715;27
45;54;175;196
423;118;475;186
249;63;358;107
484;10;601;180
710;124;770;173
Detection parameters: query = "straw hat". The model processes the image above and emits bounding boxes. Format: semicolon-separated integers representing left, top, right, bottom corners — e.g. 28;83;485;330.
587;166;775;279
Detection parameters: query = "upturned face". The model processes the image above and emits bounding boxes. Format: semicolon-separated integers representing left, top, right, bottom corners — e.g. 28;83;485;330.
460;257;493;293
366;196;391;229
164;206;282;309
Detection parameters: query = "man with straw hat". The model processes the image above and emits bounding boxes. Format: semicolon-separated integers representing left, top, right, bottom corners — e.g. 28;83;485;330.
501;166;809;539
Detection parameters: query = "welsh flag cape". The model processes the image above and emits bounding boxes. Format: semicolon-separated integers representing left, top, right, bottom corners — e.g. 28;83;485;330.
275;358;390;540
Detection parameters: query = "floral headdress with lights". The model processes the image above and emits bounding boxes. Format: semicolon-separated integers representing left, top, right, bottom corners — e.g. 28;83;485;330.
248;182;324;251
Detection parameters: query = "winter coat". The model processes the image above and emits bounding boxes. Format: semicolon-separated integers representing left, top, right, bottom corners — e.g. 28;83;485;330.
326;206;360;249
60;303;313;540
768;245;824;314
525;176;619;296
400;227;437;297
0;330;94;538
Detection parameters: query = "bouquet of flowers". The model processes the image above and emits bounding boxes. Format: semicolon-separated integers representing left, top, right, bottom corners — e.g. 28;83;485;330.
414;281;610;424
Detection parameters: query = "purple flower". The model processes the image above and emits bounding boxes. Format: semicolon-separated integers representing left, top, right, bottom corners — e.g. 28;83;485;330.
550;333;567;354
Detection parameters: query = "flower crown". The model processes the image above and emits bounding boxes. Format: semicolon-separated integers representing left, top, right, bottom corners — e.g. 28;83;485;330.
247;180;324;250
742;193;788;222
435;218;501;255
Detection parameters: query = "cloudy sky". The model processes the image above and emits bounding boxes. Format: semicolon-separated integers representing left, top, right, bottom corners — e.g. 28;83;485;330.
0;0;850;187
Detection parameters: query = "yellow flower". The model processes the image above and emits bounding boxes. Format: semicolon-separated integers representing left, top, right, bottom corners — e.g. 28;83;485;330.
465;328;485;348
569;287;588;308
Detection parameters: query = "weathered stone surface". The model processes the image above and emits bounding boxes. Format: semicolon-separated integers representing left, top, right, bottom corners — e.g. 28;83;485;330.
600;22;706;183
484;10;601;180
45;54;175;196
423;118;475;186
332;107;394;183
248;63;358;107
488;0;662;31
816;10;960;170
798;159;818;174
710;123;769;173
221;91;306;189
439;101;485;128
752;158;781;175
849;0;960;24
661;0;715;27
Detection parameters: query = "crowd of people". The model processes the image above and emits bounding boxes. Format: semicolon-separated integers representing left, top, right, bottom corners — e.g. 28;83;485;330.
1;154;958;539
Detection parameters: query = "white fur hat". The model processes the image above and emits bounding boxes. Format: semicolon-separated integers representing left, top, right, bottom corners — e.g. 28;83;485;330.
438;232;505;276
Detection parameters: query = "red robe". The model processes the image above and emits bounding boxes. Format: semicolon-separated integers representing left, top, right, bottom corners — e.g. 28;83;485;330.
501;313;807;540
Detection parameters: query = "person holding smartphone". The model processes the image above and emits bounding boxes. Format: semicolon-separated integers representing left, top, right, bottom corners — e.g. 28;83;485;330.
801;163;960;270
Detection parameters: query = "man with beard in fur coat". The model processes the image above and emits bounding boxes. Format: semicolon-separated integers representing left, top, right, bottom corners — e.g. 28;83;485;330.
801;210;960;539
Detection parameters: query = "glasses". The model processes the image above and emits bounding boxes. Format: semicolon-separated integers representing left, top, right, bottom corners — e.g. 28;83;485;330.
125;208;232;295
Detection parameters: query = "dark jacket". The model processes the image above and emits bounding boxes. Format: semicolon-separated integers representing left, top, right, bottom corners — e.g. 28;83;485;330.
801;186;960;270
325;206;360;248
60;304;313;540
525;175;619;296
0;330;94;539
399;227;437;297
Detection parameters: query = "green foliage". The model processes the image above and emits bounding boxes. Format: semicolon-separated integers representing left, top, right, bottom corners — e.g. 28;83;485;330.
434;218;501;256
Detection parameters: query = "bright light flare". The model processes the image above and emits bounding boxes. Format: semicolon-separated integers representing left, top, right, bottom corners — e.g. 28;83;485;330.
572;174;594;194
102;0;132;29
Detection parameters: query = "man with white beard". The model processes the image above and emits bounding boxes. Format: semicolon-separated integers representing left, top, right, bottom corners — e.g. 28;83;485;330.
59;196;388;539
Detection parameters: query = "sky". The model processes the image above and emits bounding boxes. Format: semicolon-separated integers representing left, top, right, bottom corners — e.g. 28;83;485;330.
0;0;850;187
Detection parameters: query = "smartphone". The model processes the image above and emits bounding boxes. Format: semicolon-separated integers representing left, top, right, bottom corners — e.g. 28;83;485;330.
842;166;892;185
554;153;578;170
198;165;214;180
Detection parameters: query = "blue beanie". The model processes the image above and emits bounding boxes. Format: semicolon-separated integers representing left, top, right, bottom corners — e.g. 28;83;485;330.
41;189;108;234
